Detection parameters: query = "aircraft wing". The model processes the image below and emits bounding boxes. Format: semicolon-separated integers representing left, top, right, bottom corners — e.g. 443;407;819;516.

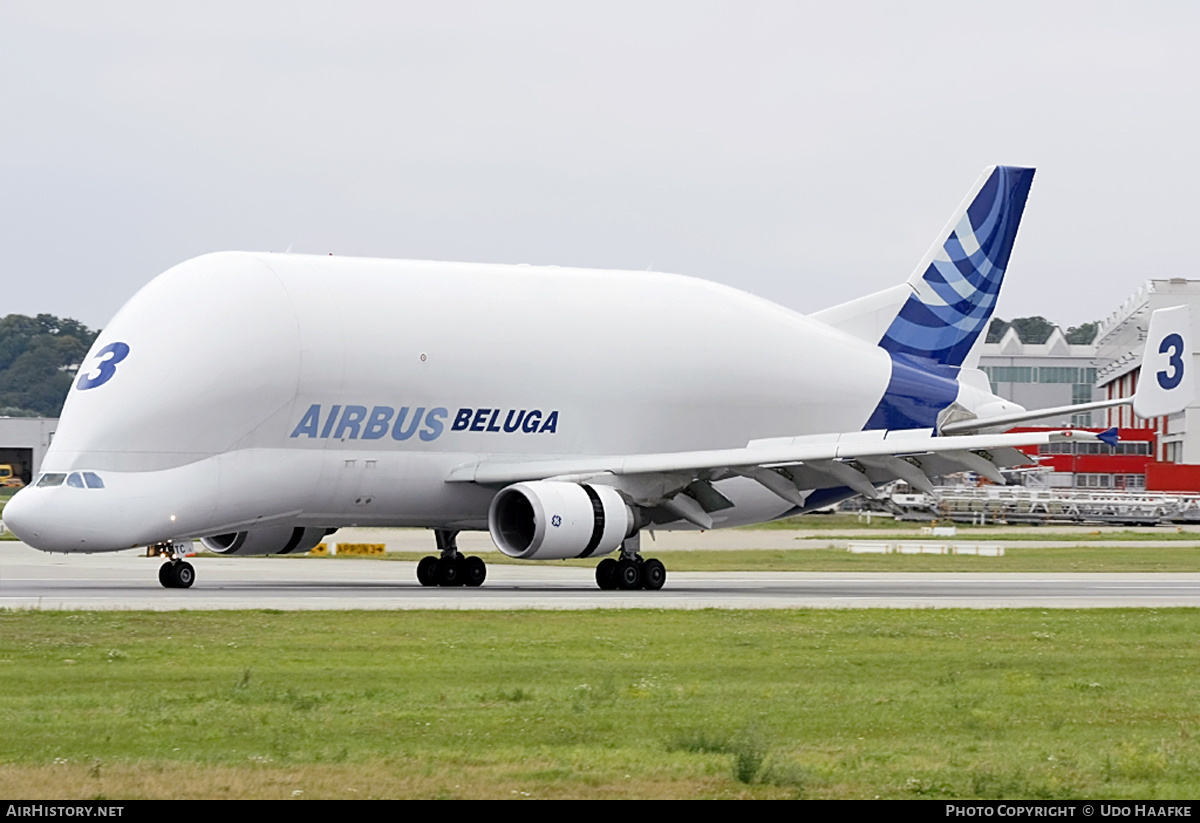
445;428;1101;529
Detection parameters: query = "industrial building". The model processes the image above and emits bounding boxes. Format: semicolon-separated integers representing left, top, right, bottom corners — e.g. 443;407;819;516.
978;278;1200;493
978;326;1101;427
1094;279;1200;461
0;417;57;485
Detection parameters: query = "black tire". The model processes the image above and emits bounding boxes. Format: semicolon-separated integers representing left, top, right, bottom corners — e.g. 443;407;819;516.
158;563;176;589
596;558;618;590
174;562;195;589
416;555;438;587
435;557;462;587
642;559;666;590
464;556;487;587
616;558;641;590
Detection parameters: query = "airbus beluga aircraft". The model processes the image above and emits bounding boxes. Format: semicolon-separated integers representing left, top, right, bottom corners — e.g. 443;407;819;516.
4;166;1193;590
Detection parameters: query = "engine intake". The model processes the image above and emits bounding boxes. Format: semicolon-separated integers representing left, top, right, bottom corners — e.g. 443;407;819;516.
488;481;634;560
200;526;328;556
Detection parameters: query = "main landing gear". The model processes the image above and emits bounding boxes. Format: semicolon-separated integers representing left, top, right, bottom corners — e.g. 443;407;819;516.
153;540;195;589
416;529;487;587
595;533;666;591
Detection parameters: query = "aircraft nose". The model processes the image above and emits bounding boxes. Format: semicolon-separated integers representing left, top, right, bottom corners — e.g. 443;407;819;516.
1;487;39;544
1;485;101;552
2;474;172;552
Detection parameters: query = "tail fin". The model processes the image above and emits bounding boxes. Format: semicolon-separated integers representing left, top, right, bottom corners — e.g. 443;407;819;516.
813;165;1035;368
880;165;1035;366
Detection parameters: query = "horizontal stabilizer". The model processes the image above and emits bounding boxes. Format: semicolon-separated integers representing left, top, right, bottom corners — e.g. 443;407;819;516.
944;306;1194;435
939;397;1126;435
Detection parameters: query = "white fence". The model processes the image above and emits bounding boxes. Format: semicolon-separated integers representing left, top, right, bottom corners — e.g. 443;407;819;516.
888;486;1200;525
848;542;1004;556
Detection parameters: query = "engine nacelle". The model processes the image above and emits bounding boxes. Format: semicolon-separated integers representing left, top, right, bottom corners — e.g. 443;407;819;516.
200;526;329;556
488;481;634;560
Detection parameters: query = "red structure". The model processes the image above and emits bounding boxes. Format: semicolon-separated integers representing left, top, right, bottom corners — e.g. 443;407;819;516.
1004;427;1198;491
1145;463;1200;493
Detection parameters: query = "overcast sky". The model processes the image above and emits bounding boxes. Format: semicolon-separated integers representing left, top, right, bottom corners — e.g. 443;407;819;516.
2;1;1197;332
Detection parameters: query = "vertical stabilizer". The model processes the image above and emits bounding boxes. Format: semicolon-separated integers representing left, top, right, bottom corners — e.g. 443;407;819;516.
812;165;1035;369
845;165;1036;432
879;165;1035;367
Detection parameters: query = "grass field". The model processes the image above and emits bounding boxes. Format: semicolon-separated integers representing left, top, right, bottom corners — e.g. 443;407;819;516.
3;608;1200;799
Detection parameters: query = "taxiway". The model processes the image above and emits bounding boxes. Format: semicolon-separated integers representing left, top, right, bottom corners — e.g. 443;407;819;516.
4;541;1200;610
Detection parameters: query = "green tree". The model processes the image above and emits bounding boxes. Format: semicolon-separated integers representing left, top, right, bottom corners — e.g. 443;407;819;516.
1065;321;1098;345
986;317;1010;343
1008;316;1056;345
0;314;98;417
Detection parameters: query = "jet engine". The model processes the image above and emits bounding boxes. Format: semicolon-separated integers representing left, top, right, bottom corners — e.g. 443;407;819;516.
488;480;635;560
200;526;328;556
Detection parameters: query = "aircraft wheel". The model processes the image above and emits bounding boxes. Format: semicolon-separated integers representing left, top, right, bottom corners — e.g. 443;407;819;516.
463;556;487;587
435;557;463;587
173;562;195;589
416;555;438;587
596;558;618;590
615;558;642;590
158;563;177;589
641;559;666;591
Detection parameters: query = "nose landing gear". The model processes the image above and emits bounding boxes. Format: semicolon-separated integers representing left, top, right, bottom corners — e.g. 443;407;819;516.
152;540;195;589
158;559;195;588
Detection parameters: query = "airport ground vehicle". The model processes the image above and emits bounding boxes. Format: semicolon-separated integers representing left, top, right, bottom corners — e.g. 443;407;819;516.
0;465;24;489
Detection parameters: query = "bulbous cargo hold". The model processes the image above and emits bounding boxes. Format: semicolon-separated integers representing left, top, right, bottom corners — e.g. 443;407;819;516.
47;253;306;474
488;481;635;560
47;250;896;475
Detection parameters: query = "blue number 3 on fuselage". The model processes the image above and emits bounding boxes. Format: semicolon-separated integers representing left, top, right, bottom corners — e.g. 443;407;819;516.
76;342;131;390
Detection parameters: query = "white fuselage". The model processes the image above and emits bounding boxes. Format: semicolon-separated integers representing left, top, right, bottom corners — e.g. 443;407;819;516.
7;252;989;552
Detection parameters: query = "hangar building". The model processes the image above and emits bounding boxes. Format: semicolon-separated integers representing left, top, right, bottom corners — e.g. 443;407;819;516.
978;327;1101;427
978;279;1200;493
0;417;58;485
1094;280;1200;462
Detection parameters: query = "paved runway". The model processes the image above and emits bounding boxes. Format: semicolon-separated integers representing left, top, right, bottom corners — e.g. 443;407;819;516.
4;541;1200;610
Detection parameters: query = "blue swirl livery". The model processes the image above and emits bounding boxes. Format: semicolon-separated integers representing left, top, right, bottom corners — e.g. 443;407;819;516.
861;166;1034;430
881;165;1035;367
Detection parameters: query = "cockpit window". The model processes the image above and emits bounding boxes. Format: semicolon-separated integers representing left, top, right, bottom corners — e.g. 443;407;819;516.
33;471;105;489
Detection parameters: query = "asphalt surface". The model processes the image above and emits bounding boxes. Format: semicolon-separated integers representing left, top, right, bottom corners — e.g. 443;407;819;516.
4;538;1200;610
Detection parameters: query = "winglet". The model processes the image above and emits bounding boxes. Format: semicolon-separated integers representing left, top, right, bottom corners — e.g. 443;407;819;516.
1097;427;1119;448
